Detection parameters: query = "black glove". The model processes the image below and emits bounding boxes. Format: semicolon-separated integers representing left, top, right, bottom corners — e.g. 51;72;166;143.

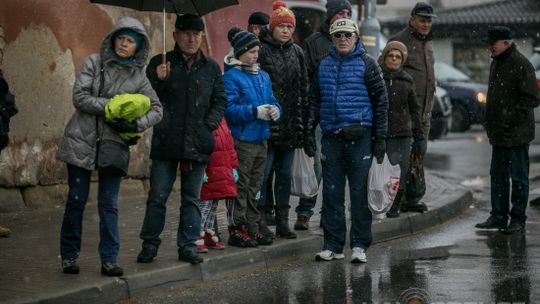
125;136;140;146
372;138;385;164
304;133;317;157
106;120;138;133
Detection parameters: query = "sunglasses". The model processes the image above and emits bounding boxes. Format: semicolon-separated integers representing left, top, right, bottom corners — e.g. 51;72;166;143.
332;32;355;39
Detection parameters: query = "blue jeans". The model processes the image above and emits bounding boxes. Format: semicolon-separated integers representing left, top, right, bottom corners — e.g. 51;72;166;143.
139;160;205;254
321;133;373;253
490;144;529;225
60;164;122;263
259;147;295;210
296;126;322;219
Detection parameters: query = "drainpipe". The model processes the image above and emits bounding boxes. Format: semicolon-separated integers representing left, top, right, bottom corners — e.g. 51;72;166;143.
360;0;381;58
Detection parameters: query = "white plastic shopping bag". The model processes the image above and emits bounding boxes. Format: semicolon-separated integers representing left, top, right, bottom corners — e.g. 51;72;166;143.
290;148;318;198
367;154;400;217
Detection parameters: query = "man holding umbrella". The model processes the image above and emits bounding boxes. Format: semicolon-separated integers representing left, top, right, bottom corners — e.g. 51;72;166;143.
137;14;227;265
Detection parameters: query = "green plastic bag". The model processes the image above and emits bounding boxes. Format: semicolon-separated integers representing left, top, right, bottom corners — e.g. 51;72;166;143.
104;93;150;141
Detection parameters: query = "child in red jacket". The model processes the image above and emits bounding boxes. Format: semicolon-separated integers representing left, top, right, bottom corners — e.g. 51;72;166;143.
197;118;239;252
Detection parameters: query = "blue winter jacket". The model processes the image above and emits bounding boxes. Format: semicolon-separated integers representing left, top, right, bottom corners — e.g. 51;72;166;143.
224;68;281;143
308;40;388;139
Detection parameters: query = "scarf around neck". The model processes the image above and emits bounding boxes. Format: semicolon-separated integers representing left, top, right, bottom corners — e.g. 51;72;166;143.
224;51;260;75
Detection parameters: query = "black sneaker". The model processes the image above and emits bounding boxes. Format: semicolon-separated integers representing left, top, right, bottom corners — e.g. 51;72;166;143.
401;202;428;213
137;247;157;263
101;262;123;277
254;232;273;246
62;258;79;274
475;217;507;230
178;250;203;264
228;228;257;248
503;221;525;234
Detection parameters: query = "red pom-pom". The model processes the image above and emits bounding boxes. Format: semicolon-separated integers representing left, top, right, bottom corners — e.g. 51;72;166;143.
273;1;287;10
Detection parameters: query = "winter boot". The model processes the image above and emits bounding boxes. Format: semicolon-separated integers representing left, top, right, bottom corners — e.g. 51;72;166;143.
196;231;208;253
228;226;257;248
386;189;403;218
204;229;225;250
247;223;273;246
275;208;297;239
258;207;275;239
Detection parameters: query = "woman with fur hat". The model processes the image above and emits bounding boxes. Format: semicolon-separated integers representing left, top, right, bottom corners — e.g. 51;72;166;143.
378;41;423;218
57;16;163;276
223;27;282;247
257;1;309;239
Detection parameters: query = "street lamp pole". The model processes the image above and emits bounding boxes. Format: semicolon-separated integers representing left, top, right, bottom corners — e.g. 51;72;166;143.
360;0;381;58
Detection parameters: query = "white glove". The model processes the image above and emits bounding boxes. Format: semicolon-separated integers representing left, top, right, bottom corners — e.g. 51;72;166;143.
256;105;271;121
268;105;280;121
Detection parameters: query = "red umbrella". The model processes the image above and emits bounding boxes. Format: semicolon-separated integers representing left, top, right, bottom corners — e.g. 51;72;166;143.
91;0;239;63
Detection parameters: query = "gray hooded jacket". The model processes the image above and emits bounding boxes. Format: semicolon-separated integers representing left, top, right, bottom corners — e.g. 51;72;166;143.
57;16;162;171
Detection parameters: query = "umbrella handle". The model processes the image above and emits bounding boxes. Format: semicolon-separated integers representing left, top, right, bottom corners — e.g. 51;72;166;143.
162;53;170;79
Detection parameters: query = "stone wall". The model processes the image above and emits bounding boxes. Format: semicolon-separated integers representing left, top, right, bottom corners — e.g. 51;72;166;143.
0;1;177;210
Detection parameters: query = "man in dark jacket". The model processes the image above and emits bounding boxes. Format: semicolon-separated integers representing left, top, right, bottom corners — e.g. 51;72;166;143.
295;0;352;231
137;14;227;264
0;69;17;238
388;2;436;214
308;19;388;263
476;26;540;234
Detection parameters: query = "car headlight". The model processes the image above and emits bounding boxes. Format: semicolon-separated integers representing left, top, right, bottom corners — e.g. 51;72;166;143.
476;92;487;104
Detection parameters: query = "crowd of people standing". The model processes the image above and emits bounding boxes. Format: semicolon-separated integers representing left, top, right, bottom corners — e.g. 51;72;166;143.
45;0;539;277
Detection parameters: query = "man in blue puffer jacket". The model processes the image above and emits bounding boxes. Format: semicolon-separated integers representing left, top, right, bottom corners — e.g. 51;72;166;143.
306;18;388;263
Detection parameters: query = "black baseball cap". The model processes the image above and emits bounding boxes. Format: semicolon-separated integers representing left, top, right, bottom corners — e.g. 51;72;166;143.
411;2;437;18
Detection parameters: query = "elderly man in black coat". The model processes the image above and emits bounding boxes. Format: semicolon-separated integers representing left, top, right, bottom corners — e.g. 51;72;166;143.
476;26;540;234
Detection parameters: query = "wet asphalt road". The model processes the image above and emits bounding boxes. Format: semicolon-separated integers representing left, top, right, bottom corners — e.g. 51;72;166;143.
125;128;540;303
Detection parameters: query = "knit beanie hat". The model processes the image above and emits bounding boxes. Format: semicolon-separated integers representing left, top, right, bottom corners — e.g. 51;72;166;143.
269;1;296;33
325;0;352;24
175;14;205;31
113;28;143;52
248;11;270;26
379;41;408;64
228;27;261;58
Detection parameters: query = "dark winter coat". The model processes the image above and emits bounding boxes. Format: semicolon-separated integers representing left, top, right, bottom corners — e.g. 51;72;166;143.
308;40;388;139
0;69;18;151
200;118;239;201
302;23;332;83
258;31;309;150
381;65;423;139
57;17;162;171
485;43;540;147
389;26;436;123
223;55;281;144
147;45;227;163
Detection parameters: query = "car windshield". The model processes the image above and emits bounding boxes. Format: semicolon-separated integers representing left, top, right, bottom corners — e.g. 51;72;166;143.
435;61;471;82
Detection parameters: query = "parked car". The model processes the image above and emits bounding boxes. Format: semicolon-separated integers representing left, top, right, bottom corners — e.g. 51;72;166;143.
429;86;452;140
529;47;540;144
530;47;540;88
434;61;488;132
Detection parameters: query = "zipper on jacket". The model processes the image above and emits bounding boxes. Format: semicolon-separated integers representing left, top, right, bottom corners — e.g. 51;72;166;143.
333;59;343;120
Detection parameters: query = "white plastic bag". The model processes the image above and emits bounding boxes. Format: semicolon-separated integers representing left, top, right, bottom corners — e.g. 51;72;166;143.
367;154;400;216
290;148;318;198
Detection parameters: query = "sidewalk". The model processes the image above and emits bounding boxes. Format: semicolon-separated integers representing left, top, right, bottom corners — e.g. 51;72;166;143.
0;172;472;304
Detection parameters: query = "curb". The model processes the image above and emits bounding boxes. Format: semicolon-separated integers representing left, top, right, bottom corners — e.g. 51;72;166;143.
14;188;472;304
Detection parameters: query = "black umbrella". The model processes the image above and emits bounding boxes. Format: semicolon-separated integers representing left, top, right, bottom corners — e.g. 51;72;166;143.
91;0;239;63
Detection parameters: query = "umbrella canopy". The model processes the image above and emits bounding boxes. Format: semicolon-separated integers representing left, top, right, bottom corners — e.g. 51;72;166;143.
91;0;239;66
90;0;239;16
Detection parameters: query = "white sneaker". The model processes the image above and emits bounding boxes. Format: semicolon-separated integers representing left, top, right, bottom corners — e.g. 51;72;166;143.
351;247;367;263
315;250;345;261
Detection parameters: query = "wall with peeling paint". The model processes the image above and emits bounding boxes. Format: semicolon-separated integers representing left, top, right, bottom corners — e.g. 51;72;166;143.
0;1;179;210
0;0;274;211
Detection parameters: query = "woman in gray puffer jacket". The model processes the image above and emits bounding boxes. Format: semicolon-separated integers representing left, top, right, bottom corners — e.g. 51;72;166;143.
56;17;162;277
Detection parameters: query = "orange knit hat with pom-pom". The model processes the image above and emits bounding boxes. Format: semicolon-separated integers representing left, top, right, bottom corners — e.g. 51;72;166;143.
269;1;296;33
